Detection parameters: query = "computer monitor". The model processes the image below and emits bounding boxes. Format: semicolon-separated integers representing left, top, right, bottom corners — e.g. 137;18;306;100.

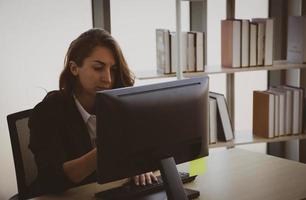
95;76;209;200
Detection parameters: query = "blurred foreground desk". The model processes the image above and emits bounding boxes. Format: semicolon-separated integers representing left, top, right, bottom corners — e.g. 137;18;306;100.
32;149;306;200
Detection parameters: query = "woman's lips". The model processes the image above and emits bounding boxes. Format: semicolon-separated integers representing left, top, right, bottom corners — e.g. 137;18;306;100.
96;86;110;90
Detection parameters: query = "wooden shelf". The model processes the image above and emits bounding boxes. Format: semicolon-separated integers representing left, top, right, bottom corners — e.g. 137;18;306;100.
208;131;306;149
209;140;234;148
135;60;306;80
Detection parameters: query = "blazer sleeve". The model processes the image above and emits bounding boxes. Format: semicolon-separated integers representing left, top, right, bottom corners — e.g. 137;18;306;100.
28;99;74;193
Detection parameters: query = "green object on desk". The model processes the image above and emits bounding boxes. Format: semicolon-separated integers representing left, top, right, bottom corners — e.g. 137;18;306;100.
189;157;207;176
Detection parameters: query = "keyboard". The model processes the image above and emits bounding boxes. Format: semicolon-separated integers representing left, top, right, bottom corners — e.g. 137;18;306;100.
95;172;197;200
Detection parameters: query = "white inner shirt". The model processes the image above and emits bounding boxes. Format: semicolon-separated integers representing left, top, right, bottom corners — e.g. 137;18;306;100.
74;95;97;147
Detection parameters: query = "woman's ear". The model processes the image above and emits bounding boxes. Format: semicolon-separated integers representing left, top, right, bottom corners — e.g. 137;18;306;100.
70;61;79;76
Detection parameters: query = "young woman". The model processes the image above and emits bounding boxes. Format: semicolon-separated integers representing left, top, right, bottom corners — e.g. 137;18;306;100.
29;29;156;195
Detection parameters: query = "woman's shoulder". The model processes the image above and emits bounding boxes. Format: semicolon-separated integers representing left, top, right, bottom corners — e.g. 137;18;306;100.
33;90;72;114
42;90;67;102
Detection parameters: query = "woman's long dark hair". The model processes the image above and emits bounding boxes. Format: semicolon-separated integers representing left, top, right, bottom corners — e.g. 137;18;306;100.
59;29;134;93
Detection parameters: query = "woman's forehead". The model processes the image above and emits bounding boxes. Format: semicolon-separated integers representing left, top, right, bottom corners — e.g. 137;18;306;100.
87;46;115;65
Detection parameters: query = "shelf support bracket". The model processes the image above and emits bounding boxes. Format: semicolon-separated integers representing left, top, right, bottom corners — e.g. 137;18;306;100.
176;0;183;80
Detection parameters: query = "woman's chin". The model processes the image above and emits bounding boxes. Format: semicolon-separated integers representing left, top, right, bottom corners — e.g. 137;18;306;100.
96;88;105;92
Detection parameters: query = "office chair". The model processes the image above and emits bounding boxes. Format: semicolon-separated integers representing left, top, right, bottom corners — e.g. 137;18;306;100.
7;109;37;200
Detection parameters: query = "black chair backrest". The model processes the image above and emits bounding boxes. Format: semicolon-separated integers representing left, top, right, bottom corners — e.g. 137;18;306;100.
7;109;37;200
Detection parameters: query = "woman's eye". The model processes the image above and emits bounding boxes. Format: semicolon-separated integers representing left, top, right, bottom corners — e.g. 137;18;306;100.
93;64;104;70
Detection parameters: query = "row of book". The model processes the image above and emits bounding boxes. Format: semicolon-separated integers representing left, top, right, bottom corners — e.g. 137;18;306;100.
156;29;205;74
253;85;304;138
221;18;274;68
209;92;234;144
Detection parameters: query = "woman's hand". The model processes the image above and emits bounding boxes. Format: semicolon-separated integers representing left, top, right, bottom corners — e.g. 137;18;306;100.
133;172;158;186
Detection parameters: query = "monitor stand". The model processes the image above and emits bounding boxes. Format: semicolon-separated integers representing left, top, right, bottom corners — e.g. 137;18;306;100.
160;157;195;200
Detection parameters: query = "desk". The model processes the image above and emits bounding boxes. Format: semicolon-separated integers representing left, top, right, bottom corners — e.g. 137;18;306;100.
32;149;306;200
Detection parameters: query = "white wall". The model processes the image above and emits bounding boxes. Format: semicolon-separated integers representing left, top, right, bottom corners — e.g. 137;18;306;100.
110;0;190;73
0;1;92;199
206;0;227;94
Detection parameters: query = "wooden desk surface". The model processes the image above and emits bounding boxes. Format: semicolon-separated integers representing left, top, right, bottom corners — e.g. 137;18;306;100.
32;148;306;200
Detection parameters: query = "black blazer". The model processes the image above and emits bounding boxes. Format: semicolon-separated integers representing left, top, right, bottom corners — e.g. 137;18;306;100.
28;91;96;195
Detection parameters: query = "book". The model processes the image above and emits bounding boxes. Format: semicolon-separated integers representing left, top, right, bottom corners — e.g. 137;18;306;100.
193;31;204;72
181;31;188;72
287;16;306;63
169;31;188;73
280;85;303;134
265;18;274;66
241;19;250;67
266;90;280;137
209;98;217;144
268;88;286;136
252;18;274;66
209;92;234;141
272;86;293;135
249;23;258;67
156;29;171;74
304;96;306;134
221;20;241;68
297;87;303;134
253;91;275;138
255;22;265;66
187;32;196;72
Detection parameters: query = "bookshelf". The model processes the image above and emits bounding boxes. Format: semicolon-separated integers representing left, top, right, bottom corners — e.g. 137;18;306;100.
209;132;306;149
135;60;306;80
145;0;306;154
201;0;306;160
94;0;306;161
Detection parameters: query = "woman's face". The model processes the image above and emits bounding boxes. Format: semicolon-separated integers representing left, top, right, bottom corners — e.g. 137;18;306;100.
71;46;116;96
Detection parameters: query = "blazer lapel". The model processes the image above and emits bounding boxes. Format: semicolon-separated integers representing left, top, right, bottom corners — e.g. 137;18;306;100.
62;93;93;154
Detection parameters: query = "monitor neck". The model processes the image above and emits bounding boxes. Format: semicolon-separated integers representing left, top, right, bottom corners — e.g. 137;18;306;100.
159;157;188;200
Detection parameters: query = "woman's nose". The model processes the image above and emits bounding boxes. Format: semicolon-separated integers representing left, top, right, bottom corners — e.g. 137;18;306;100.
101;67;112;85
